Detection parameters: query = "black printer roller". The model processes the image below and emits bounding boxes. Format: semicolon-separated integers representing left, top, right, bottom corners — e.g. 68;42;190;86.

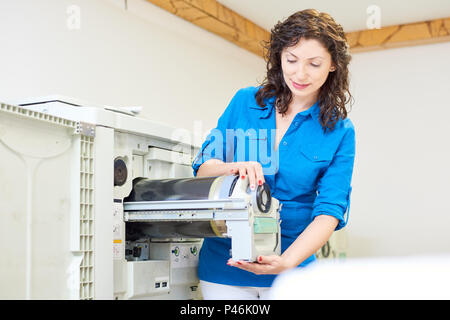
124;175;272;239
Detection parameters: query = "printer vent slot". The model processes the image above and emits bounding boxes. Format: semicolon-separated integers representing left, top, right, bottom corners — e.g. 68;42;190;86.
79;135;95;300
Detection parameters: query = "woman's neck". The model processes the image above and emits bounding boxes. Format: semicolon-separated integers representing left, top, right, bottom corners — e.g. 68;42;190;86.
285;93;318;116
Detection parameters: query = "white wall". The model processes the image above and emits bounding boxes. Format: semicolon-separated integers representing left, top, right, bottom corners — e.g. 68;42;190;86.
347;41;450;258
0;0;265;142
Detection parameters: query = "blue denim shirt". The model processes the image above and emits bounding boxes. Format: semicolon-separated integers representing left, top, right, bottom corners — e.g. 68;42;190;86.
192;86;355;287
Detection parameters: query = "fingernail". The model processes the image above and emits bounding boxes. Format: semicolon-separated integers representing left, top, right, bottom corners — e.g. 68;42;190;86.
241;175;245;179
237;261;242;265
258;180;262;186
258;256;262;262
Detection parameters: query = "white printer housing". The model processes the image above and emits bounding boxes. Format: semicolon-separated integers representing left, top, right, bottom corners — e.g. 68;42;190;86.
0;97;202;299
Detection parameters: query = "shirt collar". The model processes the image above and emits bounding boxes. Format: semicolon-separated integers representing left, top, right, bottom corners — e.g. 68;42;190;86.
298;100;320;122
249;96;276;119
250;97;320;121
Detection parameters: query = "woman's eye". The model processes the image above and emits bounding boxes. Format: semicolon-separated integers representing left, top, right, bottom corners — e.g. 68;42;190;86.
311;63;320;67
287;59;296;64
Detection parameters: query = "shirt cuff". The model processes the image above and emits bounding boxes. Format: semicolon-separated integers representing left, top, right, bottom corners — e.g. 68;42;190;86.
311;186;352;231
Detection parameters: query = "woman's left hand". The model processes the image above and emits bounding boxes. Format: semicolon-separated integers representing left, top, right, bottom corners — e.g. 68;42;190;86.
227;255;290;275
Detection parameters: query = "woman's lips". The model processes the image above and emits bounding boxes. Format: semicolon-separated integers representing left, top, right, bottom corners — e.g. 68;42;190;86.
292;81;310;90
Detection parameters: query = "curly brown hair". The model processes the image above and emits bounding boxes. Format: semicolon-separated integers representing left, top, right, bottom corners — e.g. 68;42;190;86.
255;9;353;132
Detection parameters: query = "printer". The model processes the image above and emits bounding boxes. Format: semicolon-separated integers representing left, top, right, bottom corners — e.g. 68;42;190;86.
0;97;281;300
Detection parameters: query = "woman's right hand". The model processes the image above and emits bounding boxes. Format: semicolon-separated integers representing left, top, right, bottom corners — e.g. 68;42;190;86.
227;161;265;191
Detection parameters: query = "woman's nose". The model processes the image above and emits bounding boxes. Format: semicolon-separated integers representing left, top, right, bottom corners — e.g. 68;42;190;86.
295;64;308;80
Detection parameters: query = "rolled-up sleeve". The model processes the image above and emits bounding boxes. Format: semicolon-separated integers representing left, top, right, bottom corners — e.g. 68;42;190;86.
192;89;242;177
311;121;356;230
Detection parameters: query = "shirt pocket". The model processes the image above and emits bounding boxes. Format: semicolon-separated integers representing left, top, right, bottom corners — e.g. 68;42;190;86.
299;143;333;163
294;143;334;188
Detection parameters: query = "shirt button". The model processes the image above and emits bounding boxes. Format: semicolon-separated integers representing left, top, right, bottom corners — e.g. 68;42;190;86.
283;141;287;146
294;121;299;126
313;155;318;160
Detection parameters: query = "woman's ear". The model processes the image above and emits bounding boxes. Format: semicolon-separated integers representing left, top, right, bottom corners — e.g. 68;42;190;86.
329;65;336;72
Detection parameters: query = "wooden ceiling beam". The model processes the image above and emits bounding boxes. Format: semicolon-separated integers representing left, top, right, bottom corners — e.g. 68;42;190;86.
347;17;450;52
146;0;450;56
146;0;270;57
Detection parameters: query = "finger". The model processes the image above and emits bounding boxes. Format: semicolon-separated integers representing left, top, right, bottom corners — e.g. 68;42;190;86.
238;167;247;182
254;162;265;186
231;261;269;274
229;167;239;175
228;162;241;175
245;165;257;191
228;259;249;268
227;259;247;268
257;255;278;264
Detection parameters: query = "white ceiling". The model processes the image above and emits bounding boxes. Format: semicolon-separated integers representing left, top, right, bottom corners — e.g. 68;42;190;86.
218;0;450;32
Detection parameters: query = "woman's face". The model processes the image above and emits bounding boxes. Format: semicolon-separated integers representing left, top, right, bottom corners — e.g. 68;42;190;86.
281;37;335;105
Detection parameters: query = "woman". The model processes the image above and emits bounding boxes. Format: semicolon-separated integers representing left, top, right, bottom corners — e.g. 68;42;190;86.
192;9;355;299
